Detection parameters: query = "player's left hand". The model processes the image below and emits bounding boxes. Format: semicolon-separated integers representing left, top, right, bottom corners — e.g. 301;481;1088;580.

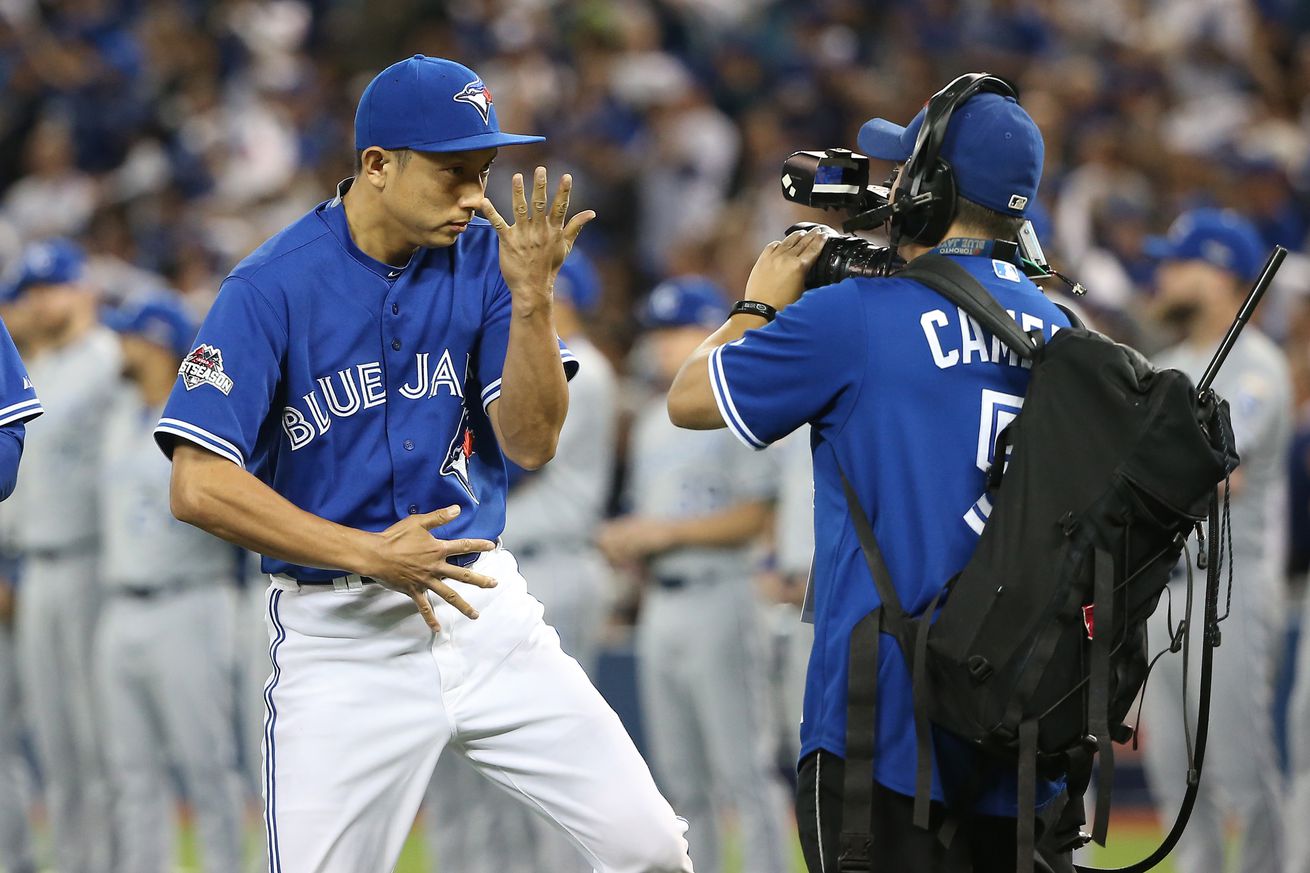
743;227;827;312
479;167;596;309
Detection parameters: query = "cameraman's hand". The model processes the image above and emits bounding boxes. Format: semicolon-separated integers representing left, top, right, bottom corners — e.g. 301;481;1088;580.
744;228;827;312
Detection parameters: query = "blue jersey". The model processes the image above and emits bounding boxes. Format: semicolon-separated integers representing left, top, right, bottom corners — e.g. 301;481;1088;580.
0;319;41;429
154;184;576;581
0;318;42;501
710;251;1069;815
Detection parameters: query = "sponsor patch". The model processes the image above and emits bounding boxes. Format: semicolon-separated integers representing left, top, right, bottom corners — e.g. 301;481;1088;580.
180;344;234;395
453;80;493;125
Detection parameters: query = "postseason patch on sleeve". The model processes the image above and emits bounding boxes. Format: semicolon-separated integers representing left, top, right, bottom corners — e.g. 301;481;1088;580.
179;344;235;395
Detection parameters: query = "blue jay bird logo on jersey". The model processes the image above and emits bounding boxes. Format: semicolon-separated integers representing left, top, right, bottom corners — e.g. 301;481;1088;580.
453;80;493;125
441;408;478;503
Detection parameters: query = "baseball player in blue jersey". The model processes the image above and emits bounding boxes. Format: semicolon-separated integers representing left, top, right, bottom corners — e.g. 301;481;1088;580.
0;315;42;498
668;84;1078;870
155;55;692;873
97;293;246;873
5;238;119;873
426;249;619;873
0;309;41;873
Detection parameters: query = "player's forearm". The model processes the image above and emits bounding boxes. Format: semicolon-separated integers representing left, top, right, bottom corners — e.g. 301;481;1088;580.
492;306;569;469
663;500;773;549
667;315;761;429
169;443;379;576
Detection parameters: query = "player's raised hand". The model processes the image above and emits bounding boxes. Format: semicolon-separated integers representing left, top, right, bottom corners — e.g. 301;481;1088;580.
478;167;595;307
365;505;498;632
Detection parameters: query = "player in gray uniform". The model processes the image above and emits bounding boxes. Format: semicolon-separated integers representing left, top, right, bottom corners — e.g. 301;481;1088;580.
4;239;119;873
0;308;41;873
1138;210;1290;873
426;250;618;873
95;293;245;873
598;278;792;873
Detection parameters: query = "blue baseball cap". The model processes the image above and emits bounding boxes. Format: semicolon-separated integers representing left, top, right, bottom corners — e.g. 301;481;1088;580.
639;277;727;329
2;238;86;301
555;250;602;314
103;293;198;359
1144;208;1265;281
355;55;544;153
858;91;1044;217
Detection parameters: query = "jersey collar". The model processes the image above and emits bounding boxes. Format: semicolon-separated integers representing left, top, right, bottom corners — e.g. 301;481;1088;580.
934;237;1022;265
319;178;418;283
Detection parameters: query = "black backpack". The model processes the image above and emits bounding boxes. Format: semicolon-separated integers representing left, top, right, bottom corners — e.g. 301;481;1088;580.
834;253;1241;873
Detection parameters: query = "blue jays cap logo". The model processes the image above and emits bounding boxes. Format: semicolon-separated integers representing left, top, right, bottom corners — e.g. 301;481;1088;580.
453;79;493;125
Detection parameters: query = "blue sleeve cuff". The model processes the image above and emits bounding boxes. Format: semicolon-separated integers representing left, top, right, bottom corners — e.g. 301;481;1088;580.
154;417;246;468
708;343;769;451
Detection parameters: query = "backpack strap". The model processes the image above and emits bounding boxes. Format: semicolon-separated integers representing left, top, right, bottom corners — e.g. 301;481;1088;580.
840;607;881;872
898;253;1039;361
1088;548;1117;846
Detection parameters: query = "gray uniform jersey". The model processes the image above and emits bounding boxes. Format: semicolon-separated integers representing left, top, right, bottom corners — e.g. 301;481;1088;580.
1156;330;1293;576
504;337;616;551
99;386;238;589
628;393;777;580
10;328;121;551
775;429;816;578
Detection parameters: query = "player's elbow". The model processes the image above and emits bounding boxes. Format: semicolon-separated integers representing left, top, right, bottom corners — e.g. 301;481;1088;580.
666;384;721;430
505;439;557;471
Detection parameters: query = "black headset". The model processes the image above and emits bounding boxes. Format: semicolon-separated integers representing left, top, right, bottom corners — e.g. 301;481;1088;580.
889;72;1019;247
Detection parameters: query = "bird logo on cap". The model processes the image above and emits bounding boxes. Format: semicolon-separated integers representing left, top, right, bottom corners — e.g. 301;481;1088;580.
453;80;493;125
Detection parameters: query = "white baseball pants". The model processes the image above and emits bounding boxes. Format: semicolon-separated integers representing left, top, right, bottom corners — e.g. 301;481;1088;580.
261;547;693;873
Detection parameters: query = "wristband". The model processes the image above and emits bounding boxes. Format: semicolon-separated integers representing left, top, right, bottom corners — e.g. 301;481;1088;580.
730;300;777;322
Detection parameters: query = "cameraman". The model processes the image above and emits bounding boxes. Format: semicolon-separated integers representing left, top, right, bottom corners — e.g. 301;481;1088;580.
668;85;1075;871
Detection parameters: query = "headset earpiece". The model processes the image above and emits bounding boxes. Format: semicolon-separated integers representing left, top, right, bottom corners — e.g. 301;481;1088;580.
890;73;1018;248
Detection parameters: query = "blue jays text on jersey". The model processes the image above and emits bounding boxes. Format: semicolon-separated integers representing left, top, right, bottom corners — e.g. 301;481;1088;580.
154;182;576;582
708;253;1070;816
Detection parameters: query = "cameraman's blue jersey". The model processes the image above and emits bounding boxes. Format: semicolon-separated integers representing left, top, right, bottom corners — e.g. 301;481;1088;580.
710;251;1068;815
154;185;576;581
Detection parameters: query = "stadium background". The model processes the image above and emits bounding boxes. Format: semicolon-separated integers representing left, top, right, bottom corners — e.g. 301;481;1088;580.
1;0;1309;870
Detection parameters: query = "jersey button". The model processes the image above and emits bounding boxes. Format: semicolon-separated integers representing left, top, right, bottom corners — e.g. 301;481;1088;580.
391;338;402;351
403;439;414;451
391;303;399;315
408;504;418;514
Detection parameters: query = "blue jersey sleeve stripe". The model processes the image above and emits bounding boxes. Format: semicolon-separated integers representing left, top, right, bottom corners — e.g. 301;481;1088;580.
155;418;246;468
0;398;43;427
708;345;768;451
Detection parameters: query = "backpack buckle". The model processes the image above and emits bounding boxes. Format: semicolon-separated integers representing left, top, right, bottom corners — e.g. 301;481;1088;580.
967;655;994;683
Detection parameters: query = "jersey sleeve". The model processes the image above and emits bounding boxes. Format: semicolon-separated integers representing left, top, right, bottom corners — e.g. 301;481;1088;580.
0;319;41;427
154;276;287;468
475;275;580;413
709;279;865;450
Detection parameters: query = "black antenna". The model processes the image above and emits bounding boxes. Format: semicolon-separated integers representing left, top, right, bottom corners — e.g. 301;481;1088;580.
1197;246;1287;394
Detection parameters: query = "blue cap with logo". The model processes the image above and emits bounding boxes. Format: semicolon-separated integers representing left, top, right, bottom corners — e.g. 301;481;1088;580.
2;238;86;301
555;250;602;314
355;55;545;153
103;293;198;359
1144;208;1265;281
858;91;1044;217
639;277;727;329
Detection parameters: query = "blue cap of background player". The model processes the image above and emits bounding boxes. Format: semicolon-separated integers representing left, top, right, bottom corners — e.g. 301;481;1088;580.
555;250;602;314
1144;208;1265;281
1;238;86;301
639;276;727;329
355;55;545;153
858;91;1044;217
102;293;198;359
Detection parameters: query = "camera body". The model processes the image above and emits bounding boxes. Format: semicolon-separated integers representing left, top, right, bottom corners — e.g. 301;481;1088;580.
780;147;1071;291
